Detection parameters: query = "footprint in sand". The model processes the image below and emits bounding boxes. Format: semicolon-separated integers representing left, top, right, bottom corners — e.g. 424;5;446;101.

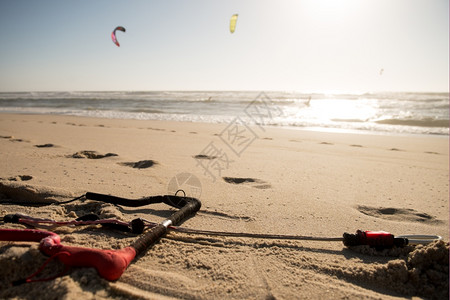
1;175;33;181
223;177;271;189
9;138;29;143
70;151;118;159
424;151;440;155
147;127;166;131
356;205;440;224
119;160;157;169
193;154;217;160
35;143;55;148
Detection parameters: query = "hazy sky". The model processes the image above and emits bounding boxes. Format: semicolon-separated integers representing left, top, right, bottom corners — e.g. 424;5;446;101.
0;0;448;93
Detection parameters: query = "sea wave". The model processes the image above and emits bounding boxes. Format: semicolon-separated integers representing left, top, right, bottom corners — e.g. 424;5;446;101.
0;91;448;136
375;118;449;128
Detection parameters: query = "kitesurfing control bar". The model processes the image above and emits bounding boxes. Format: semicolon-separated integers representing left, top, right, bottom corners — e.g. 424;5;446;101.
1;193;201;282
130;198;201;255
84;191;202;254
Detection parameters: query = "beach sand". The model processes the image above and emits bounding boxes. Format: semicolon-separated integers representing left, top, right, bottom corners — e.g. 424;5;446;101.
0;113;448;299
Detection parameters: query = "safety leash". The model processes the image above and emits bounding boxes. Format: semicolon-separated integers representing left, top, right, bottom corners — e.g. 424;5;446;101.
0;191;442;284
3;213;442;248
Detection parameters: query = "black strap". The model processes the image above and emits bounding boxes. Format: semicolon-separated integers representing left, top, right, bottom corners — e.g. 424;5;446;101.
85;192;195;209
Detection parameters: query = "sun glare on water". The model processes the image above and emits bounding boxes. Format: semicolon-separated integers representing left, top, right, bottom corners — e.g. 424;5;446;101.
310;98;377;122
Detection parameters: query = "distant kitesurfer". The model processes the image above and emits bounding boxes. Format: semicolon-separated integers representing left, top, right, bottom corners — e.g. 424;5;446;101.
305;96;311;107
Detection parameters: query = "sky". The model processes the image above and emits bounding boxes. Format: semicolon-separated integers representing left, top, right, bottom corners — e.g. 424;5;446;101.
0;0;448;93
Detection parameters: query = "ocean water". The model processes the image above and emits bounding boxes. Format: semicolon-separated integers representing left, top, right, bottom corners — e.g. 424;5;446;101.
0;91;448;136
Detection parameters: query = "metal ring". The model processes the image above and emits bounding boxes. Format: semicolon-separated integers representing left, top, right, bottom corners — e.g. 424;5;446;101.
162;219;173;228
397;234;442;245
175;189;186;197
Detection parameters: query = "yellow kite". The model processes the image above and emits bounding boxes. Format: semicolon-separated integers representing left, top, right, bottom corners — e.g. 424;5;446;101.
230;14;238;33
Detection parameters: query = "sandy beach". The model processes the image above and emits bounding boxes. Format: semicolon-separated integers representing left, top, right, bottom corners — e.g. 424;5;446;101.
0;113;448;299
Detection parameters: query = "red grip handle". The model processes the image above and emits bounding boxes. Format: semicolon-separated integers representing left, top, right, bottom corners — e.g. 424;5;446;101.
343;230;408;248
39;238;136;281
364;230;394;246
